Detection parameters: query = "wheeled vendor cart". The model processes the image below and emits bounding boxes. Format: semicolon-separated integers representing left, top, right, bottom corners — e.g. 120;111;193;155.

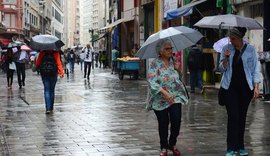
116;60;140;80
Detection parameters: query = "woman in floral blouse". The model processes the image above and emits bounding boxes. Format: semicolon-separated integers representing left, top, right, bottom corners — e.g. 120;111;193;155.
147;39;189;156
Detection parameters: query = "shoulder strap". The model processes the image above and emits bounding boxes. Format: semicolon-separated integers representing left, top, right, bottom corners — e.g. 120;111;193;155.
237;44;247;62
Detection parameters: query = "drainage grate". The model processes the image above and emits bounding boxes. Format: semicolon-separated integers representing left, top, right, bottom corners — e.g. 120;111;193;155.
0;124;12;156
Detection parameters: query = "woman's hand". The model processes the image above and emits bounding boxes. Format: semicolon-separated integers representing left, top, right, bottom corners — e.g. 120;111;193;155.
163;92;175;104
253;84;259;98
225;49;230;58
161;89;175;104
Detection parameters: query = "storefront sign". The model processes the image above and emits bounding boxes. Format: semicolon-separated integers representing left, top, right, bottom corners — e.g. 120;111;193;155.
164;0;178;18
3;0;17;5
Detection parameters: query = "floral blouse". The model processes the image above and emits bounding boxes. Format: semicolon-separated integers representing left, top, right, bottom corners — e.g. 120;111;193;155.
147;58;189;111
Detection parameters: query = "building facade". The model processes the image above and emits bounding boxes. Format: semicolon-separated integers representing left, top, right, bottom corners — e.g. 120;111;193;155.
0;0;24;43
64;0;80;48
80;0;93;47
51;0;64;40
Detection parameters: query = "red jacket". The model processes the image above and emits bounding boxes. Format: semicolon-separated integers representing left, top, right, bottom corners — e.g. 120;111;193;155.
35;50;64;77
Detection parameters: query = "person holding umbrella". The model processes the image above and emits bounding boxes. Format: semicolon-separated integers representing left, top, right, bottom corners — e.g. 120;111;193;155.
13;45;27;89
147;39;189;156
35;49;64;114
219;27;260;156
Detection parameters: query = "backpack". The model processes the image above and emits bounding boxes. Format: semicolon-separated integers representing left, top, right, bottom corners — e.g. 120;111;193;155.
40;53;58;77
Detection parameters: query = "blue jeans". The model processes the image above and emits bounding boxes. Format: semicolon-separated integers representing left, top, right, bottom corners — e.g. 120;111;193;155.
42;76;57;111
154;103;182;149
80;59;84;71
69;62;75;73
190;69;203;91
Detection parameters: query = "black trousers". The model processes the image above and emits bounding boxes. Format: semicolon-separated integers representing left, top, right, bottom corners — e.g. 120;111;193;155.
6;69;14;87
84;62;92;78
225;85;253;151
154;103;182;149
15;62;25;87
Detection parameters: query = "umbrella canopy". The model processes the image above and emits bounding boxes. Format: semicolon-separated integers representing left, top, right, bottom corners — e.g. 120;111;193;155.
21;45;32;51
194;14;264;30
135;26;203;59
213;37;249;53
30;35;65;50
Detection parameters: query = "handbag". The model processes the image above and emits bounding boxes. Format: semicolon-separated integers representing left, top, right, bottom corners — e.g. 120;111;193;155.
32;64;37;72
9;62;16;70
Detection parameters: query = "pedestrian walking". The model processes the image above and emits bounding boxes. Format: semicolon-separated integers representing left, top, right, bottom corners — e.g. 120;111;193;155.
67;49;76;73
146;39;189;156
13;46;27;89
187;42;204;94
1;51;7;73
218;27;261;156
5;48;15;89
83;44;93;80
101;51;107;68
98;51;102;68
111;46;119;74
79;52;84;71
35;50;64;114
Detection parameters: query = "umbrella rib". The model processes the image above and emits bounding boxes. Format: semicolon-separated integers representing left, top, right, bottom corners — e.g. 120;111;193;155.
169;37;179;52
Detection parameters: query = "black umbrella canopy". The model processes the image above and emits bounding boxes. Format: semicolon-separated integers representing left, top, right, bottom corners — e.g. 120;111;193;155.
30;34;65;50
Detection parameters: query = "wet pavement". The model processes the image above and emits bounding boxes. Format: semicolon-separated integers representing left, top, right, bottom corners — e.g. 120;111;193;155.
0;65;270;156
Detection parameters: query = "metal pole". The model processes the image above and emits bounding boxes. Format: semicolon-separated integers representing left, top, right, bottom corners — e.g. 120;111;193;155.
91;29;94;48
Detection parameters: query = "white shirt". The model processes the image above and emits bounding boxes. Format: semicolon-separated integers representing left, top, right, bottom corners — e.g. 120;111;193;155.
83;47;93;62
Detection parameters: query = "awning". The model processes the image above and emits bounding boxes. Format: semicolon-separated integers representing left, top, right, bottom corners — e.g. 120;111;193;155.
165;0;207;20
0;39;10;45
91;33;108;42
100;19;124;30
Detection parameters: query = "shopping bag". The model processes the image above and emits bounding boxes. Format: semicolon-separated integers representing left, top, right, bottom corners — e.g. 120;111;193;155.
9;62;16;70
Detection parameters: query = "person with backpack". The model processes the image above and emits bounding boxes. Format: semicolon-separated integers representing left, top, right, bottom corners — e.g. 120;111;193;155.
187;42;204;94
35;50;64;114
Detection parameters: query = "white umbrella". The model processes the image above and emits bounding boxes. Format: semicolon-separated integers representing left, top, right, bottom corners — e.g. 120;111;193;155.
194;14;264;30
30;35;65;50
213;37;249;53
135;26;203;59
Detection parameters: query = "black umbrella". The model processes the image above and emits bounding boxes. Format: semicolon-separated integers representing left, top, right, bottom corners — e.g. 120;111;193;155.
30;34;65;50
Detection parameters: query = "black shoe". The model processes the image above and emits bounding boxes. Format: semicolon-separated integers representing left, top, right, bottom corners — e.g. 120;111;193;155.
19;85;22;89
22;82;25;86
45;110;50;114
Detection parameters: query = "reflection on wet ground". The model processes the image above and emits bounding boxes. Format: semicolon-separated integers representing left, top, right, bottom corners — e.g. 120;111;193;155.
0;67;269;156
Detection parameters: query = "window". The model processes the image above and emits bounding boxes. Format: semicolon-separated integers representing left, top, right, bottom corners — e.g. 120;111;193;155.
54;9;62;23
52;7;54;16
55;30;61;39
